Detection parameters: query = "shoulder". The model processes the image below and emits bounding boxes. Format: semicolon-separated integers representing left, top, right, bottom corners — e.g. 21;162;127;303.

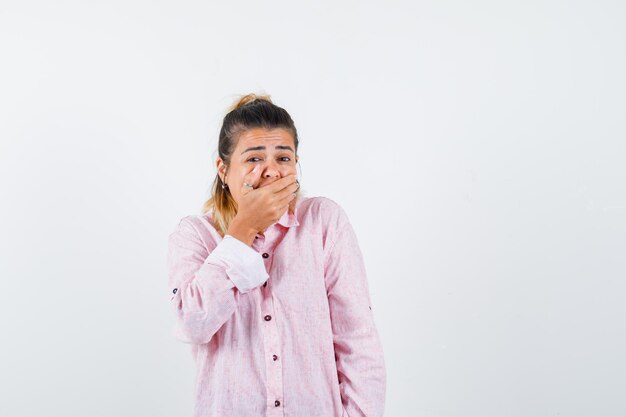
298;195;352;237
299;194;347;217
300;195;341;211
168;212;222;251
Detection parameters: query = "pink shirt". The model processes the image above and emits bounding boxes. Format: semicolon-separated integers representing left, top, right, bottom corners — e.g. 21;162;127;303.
166;196;386;417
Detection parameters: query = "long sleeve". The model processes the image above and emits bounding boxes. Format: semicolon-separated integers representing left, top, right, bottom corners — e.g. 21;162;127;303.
324;213;387;417
167;217;269;344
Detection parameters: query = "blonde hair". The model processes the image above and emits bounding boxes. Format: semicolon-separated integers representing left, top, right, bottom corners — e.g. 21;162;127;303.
201;93;303;237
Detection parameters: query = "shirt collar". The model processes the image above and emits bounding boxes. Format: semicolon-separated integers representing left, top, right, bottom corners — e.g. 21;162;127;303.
276;199;301;228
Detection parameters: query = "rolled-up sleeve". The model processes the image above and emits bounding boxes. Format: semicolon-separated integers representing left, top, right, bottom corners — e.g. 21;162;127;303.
324;211;387;417
167;217;269;344
209;234;269;294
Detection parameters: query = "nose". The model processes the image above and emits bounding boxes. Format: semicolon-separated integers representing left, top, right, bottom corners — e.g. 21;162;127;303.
262;160;281;179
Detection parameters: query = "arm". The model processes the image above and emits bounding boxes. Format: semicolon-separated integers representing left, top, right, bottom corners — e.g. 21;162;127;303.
324;211;387;417
167;216;269;344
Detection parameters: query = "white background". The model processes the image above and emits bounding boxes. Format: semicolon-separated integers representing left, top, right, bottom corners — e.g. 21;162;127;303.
1;1;625;416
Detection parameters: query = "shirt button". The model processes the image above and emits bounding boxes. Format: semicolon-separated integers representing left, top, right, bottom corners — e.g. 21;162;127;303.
264;314;272;321
272;354;278;361
262;252;269;258
263;281;267;287
172;288;177;294
274;400;280;407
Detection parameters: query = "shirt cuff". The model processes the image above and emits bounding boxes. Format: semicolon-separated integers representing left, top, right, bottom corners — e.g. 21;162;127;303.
205;234;269;294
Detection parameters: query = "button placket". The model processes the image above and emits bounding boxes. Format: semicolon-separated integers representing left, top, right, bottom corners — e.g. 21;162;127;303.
262;304;284;415
259;240;284;416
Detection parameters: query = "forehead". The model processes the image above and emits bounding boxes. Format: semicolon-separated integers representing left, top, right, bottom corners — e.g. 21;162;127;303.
236;127;294;148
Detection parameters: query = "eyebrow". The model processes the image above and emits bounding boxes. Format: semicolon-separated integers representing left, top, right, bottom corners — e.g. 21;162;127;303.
241;145;295;155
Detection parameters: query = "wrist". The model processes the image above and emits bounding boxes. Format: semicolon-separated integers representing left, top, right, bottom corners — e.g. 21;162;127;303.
226;218;258;246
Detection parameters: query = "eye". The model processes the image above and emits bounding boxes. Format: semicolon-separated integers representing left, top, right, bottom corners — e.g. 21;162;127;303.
246;156;291;163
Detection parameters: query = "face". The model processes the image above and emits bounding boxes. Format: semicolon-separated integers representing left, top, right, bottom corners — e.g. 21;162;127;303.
217;127;299;209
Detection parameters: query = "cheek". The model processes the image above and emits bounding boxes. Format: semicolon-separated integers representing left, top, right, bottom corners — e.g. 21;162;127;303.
281;165;297;175
230;167;248;180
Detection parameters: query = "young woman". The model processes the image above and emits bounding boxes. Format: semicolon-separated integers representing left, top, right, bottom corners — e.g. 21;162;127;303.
167;93;386;417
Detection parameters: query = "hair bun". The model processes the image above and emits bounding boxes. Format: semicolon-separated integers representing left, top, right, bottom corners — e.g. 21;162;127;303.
228;93;273;112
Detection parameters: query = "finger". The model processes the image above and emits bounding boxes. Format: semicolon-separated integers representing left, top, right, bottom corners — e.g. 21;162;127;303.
287;190;298;212
241;164;263;195
278;188;298;205
267;173;298;193
275;178;300;200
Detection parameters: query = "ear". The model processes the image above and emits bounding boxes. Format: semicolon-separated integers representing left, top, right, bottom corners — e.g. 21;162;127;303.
216;159;227;182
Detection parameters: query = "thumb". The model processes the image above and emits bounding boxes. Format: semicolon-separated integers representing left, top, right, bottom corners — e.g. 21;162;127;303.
241;164;263;195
